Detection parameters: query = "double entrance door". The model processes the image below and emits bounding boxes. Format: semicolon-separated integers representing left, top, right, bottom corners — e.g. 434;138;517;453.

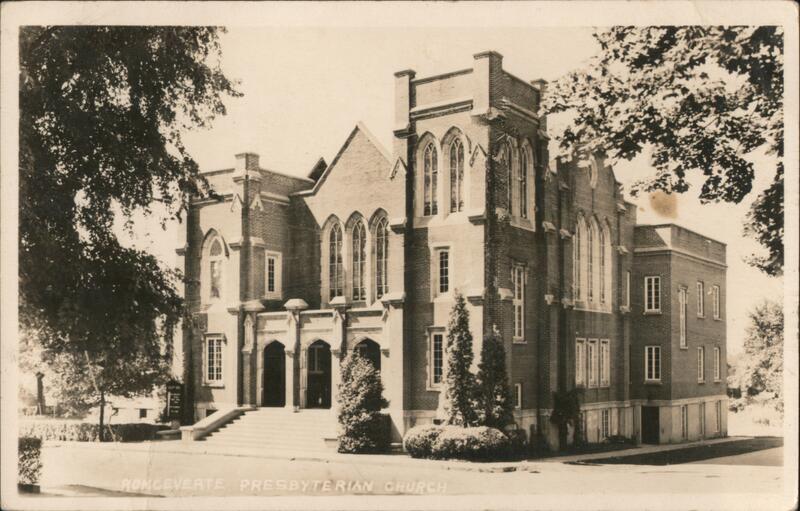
261;340;332;409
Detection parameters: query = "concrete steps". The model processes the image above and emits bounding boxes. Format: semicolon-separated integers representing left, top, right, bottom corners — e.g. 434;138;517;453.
200;408;338;453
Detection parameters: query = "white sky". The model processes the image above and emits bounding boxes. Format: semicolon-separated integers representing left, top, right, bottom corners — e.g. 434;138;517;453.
127;26;782;355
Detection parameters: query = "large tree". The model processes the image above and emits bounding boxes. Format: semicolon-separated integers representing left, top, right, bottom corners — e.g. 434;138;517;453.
543;26;783;275
440;292;479;427
19;26;240;434
475;327;514;430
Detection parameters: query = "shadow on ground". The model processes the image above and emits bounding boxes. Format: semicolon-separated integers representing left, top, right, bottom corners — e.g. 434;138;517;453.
577;437;783;466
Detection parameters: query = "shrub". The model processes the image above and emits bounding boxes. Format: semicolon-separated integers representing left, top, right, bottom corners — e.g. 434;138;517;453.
440;293;478;426
19;419;163;442
505;428;528;458
431;426;510;461
475;328;514;430
337;350;390;453
18;437;42;485
403;424;444;459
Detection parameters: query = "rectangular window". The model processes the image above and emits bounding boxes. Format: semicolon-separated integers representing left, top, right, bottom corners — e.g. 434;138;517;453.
645;276;661;312
625;271;631;309
679;287;687;348
645;345;661;382
431;332;444;387
601;409;610;440
205;337;224;384
697;346;705;382
714;347;721;381
139;409;148;419
712;285;721;319
715;401;722;433
697;281;705;317
681;405;688;439
265;252;282;298
588;339;599;387
514;383;522;409
437;249;450;295
512;264;526;341
600;339;610;387
575;339;586;387
699;402;706;437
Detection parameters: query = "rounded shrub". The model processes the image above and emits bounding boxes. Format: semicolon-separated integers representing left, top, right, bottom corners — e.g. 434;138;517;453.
505;428;528;459
18;437;42;486
431;426;510;461
403;424;444;458
337;350;389;453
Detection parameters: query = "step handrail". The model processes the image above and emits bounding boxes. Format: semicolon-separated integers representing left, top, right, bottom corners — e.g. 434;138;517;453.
180;405;256;442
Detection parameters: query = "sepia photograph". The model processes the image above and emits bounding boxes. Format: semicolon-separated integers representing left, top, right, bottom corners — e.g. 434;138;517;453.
1;2;797;510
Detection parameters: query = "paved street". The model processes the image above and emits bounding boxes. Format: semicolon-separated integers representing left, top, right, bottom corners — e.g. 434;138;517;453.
33;439;784;499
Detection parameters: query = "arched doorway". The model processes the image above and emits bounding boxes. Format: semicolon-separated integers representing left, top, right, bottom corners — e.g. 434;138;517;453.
354;338;381;372
263;341;286;407
306;340;331;409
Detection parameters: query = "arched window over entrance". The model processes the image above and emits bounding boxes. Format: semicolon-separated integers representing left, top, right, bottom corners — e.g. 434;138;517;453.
306;340;332;409
263;341;286;407
354;338;381;372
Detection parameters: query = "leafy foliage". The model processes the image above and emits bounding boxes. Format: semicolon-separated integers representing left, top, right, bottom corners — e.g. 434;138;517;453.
336;350;389;453
543;26;784;274
18;437;43;485
403;424;444;459
19;419;163;442
475;328;514;429
550;389;583;445
440;292;479;427
729;299;784;414
19;26;240;428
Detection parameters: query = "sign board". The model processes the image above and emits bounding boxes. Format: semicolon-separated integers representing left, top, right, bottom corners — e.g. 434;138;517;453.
166;381;183;420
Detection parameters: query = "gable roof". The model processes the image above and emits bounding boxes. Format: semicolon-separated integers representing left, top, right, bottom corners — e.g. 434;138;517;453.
294;122;391;197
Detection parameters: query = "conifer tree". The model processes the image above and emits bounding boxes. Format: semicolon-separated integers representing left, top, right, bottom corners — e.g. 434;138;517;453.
441;292;479;427
337;350;389;453
476;327;514;429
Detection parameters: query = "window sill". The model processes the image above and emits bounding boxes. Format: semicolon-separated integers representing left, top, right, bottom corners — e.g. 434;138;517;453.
697;315;705;319
714;379;722;383
203;383;225;389
263;294;282;301
643;310;662;315
698;381;705;384
509;217;535;232
680;346;688;350
643;380;662;385
512;337;527;344
426;385;442;392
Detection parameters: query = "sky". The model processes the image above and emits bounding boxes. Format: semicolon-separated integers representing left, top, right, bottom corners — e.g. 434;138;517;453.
126;26;782;355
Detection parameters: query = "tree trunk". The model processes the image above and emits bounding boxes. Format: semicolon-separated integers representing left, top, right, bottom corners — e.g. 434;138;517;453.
98;390;105;442
35;372;46;415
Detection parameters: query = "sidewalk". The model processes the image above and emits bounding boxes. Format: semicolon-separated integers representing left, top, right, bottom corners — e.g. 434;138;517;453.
43;435;767;473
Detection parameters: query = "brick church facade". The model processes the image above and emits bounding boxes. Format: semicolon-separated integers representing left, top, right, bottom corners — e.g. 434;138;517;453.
178;51;728;449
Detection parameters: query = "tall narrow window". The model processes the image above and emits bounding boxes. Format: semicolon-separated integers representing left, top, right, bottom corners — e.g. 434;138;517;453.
645;345;661;381
264;252;282;298
205;337;224;384
575;339;586;386
697;346;705;382
713;347;721;381
573;218;583;300
587;222;594;301
699;402;706;437
449;139;464;213
679;287;688;348
697;281;705;317
437;249;450;294
502;144;513;214
599;227;606;303
423;143;438;216
715;401;722;433
601;409;610;439
329;224;343;299
209;238;224;301
681;405;689;439
588;339;598;387
645;276;661;312
600;339;610;387
352;221;366;301
375;217;389;299
712;285;720;319
519;147;528;218
512;263;526;341
431;332;444;387
514;383;522;409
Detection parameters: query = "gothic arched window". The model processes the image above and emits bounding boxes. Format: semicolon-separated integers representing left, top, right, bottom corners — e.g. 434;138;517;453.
449;138;464;213
352;221;366;301
374;217;389;299
423;143;438;216
329;223;343;299
208;237;224;301
519;147;529;219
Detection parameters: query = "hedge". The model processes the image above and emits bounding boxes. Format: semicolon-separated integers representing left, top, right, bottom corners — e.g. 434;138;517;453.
403;424;516;461
19;420;165;442
18;437;42;485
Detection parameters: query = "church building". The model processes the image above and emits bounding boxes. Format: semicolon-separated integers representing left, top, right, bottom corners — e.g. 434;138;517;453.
178;51;728;450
